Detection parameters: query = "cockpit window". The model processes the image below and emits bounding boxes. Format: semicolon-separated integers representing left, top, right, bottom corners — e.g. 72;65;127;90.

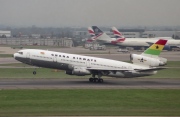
18;52;23;55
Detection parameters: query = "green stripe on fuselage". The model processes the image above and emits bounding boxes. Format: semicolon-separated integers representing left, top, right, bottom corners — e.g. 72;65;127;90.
144;49;161;55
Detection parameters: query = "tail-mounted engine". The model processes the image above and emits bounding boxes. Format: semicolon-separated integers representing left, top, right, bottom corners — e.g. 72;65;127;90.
130;54;167;67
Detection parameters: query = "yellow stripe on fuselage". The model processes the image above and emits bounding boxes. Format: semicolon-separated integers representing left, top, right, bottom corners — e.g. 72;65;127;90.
149;44;164;50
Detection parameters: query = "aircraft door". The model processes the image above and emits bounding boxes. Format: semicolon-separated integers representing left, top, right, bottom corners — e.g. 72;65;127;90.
26;52;30;58
26;52;31;63
53;54;58;62
86;59;91;67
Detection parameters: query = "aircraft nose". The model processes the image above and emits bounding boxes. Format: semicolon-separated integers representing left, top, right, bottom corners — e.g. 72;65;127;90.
13;53;17;59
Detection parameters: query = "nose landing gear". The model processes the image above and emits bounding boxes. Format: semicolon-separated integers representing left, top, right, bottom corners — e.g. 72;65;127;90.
33;68;37;75
33;71;36;75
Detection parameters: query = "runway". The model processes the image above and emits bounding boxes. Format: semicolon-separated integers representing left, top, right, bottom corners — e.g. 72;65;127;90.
0;78;179;89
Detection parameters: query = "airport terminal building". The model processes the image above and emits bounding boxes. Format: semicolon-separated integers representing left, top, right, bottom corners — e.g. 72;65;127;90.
73;29;179;39
0;31;11;38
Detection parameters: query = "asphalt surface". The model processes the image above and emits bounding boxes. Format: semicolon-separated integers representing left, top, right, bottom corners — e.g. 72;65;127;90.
0;78;179;89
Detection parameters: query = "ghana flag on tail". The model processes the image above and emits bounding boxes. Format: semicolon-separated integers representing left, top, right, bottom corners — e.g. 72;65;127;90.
142;39;168;56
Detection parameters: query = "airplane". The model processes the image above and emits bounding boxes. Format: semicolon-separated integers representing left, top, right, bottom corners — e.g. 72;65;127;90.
111;27;180;50
90;26;180;50
14;39;167;83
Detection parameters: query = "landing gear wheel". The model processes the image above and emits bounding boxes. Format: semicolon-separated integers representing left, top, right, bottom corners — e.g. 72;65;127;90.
98;78;103;83
33;71;36;75
89;78;93;82
93;78;98;82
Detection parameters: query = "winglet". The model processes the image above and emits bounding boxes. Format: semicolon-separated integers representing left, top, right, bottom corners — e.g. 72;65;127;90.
142;39;168;56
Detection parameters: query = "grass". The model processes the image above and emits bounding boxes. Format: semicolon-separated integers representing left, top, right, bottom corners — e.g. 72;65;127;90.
0;54;12;58
0;89;179;116
0;68;90;78
0;63;31;67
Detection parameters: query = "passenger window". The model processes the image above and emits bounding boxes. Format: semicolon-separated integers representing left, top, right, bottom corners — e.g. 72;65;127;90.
59;55;61;57
51;54;54;56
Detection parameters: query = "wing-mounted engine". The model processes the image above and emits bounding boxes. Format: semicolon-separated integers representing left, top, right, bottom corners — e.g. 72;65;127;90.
130;54;166;67
65;66;91;76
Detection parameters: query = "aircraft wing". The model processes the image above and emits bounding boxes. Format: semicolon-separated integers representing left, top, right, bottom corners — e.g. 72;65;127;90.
87;67;167;72
134;67;167;72
86;67;133;71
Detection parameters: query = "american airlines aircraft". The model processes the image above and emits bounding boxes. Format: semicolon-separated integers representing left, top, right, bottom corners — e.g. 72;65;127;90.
14;39;167;83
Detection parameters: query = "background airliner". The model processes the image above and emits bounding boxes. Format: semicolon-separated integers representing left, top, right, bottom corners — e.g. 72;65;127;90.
111;27;180;50
90;26;180;50
14;39;167;83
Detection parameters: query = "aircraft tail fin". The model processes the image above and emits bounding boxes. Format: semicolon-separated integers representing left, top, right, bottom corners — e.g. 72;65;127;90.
142;39;168;57
88;27;95;37
91;26;111;40
92;26;103;34
111;27;124;38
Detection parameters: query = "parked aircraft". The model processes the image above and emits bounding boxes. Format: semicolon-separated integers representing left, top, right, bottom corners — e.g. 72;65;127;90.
14;40;167;83
90;26;180;50
111;27;180;50
88;26;123;45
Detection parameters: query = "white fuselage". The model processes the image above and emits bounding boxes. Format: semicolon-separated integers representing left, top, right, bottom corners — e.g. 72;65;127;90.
14;49;157;78
97;34;180;47
116;38;180;47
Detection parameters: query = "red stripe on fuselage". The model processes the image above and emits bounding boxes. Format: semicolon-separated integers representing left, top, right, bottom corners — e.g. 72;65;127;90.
111;38;125;44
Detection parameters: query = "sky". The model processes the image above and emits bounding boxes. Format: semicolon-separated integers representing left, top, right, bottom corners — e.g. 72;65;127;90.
0;0;180;27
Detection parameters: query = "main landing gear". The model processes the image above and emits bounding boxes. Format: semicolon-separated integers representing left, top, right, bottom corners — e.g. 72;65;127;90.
89;78;103;83
89;72;104;83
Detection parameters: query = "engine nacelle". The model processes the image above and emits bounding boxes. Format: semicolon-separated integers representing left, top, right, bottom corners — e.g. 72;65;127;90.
158;57;167;66
65;70;73;75
130;54;166;67
65;66;91;76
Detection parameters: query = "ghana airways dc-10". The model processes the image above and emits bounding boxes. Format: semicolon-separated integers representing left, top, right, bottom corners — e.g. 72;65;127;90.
14;39;167;83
